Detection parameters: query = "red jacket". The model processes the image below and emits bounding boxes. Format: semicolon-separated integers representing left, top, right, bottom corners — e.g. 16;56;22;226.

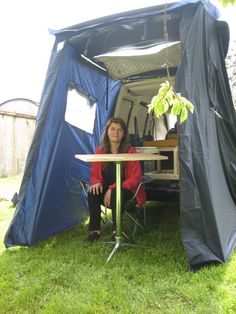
90;146;146;206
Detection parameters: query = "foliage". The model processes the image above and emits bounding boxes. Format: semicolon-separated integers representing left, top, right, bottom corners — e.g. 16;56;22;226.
220;0;236;6
148;81;194;124
226;40;236;108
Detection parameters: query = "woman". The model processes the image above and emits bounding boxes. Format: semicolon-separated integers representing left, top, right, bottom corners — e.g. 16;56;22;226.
87;117;146;242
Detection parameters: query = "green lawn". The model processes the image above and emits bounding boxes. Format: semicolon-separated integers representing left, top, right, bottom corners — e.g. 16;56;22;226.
0;176;236;313
0;174;23;201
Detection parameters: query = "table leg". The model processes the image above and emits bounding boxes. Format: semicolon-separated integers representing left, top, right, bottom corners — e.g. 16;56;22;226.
106;161;145;262
115;161;122;238
106;161;123;262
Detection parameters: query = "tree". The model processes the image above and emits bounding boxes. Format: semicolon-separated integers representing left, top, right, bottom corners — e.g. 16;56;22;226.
226;40;236;108
220;0;236;6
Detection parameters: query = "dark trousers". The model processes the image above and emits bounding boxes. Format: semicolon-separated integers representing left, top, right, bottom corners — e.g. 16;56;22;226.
88;188;133;231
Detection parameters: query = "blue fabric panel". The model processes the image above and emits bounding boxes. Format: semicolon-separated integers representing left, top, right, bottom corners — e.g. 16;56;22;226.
5;45;121;246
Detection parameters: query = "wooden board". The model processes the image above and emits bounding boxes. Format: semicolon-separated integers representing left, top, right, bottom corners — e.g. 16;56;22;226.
143;139;178;147
145;172;179;180
142;142;180;180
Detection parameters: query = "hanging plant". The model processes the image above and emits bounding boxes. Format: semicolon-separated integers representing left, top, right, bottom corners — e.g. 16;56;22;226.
147;2;194;124
147;80;195;124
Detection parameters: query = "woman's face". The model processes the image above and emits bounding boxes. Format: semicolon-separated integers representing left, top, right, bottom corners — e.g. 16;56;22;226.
107;122;124;144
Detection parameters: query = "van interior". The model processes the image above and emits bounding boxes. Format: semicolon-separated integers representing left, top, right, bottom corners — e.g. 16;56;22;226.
85;42;181;200
66;11;183;200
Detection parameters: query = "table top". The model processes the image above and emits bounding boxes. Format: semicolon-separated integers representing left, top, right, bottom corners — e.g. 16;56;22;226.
75;153;168;162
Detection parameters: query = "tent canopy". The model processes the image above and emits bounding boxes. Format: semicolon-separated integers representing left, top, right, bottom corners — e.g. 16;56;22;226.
5;0;236;270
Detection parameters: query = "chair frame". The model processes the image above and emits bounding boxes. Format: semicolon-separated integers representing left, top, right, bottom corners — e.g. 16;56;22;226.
74;176;152;238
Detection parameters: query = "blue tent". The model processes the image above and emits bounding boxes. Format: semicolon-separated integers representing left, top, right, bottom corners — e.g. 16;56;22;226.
5;0;236;270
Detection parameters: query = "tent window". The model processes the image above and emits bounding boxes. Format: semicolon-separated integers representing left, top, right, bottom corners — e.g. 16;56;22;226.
65;84;96;134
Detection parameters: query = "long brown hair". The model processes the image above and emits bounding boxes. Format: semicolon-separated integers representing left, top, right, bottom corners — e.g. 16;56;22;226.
101;117;129;153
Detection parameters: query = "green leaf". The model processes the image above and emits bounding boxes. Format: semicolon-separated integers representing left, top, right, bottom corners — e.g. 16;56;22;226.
151;95;159;107
163;100;169;113
154;101;165;118
171;103;180;115
166;94;173;104
147;103;153;113
158;83;168;96
186;101;195;113
180;107;188;124
149;80;195;123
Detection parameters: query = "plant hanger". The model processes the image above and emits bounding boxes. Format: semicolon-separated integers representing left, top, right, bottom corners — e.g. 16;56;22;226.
148;1;194;124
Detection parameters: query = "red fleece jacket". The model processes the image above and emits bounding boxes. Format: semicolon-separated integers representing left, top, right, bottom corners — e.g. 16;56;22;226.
90;146;146;206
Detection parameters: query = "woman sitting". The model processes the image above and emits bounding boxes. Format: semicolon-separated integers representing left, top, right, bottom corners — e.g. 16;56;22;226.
87;117;146;242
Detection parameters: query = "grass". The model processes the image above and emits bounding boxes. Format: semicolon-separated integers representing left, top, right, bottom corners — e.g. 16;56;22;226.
0;176;236;313
0;174;23;201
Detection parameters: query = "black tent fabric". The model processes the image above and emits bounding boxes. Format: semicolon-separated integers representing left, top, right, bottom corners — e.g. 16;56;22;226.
176;5;236;269
4;0;236;270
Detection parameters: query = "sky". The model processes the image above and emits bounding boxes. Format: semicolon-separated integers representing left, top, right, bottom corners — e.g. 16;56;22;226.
0;0;235;104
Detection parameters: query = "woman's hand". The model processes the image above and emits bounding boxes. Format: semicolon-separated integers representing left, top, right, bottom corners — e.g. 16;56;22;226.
89;183;103;195
103;189;112;208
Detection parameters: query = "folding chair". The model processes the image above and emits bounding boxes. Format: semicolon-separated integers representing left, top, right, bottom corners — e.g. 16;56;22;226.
76;179;128;238
124;175;153;237
76;180;112;225
75;176;153;238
